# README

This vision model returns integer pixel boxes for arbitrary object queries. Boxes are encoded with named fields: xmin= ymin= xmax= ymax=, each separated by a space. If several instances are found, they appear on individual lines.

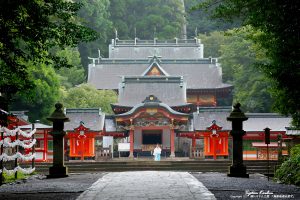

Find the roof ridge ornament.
xmin=142 ymin=95 xmax=161 ymax=104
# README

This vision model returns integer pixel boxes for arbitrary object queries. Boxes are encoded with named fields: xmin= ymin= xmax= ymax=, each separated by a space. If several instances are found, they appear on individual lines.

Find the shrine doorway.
xmin=142 ymin=130 xmax=162 ymax=144
xmin=141 ymin=130 xmax=162 ymax=152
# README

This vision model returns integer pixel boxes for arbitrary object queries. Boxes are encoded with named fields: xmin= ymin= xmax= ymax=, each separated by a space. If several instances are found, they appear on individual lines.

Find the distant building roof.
xmin=193 ymin=108 xmax=232 ymax=131
xmin=64 ymin=108 xmax=105 ymax=131
xmin=19 ymin=123 xmax=52 ymax=129
xmin=109 ymin=38 xmax=204 ymax=59
xmin=88 ymin=59 xmax=232 ymax=90
xmin=117 ymin=76 xmax=187 ymax=107
xmin=244 ymin=113 xmax=292 ymax=132
xmin=192 ymin=110 xmax=292 ymax=132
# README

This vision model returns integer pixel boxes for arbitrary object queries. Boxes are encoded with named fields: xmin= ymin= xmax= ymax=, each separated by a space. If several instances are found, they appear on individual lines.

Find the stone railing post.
xmin=227 ymin=103 xmax=249 ymax=178
xmin=47 ymin=103 xmax=69 ymax=178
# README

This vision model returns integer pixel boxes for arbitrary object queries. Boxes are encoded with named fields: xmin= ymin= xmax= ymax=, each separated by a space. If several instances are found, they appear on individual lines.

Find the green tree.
xmin=55 ymin=47 xmax=85 ymax=89
xmin=199 ymin=27 xmax=273 ymax=112
xmin=10 ymin=62 xmax=60 ymax=123
xmin=196 ymin=0 xmax=300 ymax=127
xmin=0 ymin=0 xmax=97 ymax=110
xmin=198 ymin=31 xmax=227 ymax=58
xmin=109 ymin=0 xmax=186 ymax=39
xmin=185 ymin=0 xmax=239 ymax=37
xmin=61 ymin=84 xmax=117 ymax=114
xmin=76 ymin=0 xmax=112 ymax=72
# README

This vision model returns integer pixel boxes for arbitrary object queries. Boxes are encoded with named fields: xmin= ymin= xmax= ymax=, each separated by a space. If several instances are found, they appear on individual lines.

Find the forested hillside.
xmin=7 ymin=0 xmax=275 ymax=122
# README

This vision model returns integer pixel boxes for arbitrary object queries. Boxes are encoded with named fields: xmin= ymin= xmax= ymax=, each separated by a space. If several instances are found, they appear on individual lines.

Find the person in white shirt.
xmin=153 ymin=144 xmax=162 ymax=161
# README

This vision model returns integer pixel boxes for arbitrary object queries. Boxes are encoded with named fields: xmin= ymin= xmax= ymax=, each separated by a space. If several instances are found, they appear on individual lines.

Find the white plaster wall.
xmin=163 ymin=128 xmax=170 ymax=148
xmin=134 ymin=129 xmax=142 ymax=149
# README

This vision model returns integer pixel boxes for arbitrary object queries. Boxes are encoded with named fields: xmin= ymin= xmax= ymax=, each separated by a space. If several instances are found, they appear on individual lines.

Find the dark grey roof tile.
xmin=64 ymin=108 xmax=105 ymax=131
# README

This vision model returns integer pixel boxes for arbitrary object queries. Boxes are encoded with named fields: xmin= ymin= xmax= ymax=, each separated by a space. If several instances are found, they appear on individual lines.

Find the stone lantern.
xmin=47 ymin=103 xmax=70 ymax=178
xmin=227 ymin=103 xmax=249 ymax=178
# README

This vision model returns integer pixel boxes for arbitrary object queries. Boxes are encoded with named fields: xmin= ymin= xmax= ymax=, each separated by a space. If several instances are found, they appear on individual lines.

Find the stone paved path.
xmin=77 ymin=171 xmax=216 ymax=200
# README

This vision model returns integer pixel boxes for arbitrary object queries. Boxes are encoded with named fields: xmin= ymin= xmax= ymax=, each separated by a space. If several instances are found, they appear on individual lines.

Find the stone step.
xmin=26 ymin=160 xmax=280 ymax=175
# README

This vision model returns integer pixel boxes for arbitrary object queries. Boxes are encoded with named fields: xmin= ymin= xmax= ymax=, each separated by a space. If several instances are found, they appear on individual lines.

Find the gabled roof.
xmin=116 ymin=95 xmax=189 ymax=117
xmin=64 ymin=108 xmax=105 ymax=131
xmin=141 ymin=57 xmax=169 ymax=76
xmin=142 ymin=62 xmax=169 ymax=76
xmin=88 ymin=59 xmax=232 ymax=90
xmin=116 ymin=76 xmax=187 ymax=107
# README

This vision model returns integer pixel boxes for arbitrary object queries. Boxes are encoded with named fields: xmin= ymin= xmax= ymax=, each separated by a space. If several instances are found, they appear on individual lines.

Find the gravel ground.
xmin=0 ymin=172 xmax=299 ymax=200
xmin=0 ymin=173 xmax=105 ymax=200
xmin=191 ymin=172 xmax=300 ymax=200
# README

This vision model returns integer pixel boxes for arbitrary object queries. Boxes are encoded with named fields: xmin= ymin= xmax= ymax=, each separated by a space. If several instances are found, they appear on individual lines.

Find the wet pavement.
xmin=0 ymin=172 xmax=299 ymax=200
xmin=77 ymin=171 xmax=215 ymax=200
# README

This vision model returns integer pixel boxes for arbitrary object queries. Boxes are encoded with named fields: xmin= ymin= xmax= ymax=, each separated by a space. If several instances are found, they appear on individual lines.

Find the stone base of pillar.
xmin=170 ymin=152 xmax=175 ymax=158
xmin=227 ymin=164 xmax=249 ymax=178
xmin=129 ymin=152 xmax=134 ymax=159
xmin=47 ymin=166 xmax=68 ymax=178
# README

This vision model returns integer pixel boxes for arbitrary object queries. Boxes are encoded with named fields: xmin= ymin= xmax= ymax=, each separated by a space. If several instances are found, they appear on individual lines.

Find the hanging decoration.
xmin=0 ymin=152 xmax=36 ymax=162
xmin=0 ymin=126 xmax=36 ymax=181
xmin=1 ymin=166 xmax=35 ymax=176
xmin=1 ymin=126 xmax=36 ymax=138
xmin=2 ymin=138 xmax=36 ymax=148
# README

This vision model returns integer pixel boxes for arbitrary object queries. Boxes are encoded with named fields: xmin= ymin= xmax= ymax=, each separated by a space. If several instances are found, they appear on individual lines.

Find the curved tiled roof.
xmin=88 ymin=60 xmax=232 ymax=90
xmin=117 ymin=76 xmax=187 ymax=107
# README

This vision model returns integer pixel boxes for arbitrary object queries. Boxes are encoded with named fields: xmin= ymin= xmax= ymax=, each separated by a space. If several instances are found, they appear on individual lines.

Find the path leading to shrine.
xmin=76 ymin=171 xmax=216 ymax=200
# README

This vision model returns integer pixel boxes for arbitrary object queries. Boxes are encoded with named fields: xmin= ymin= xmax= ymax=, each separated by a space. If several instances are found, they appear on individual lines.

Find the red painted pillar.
xmin=213 ymin=137 xmax=217 ymax=160
xmin=170 ymin=129 xmax=175 ymax=158
xmin=81 ymin=137 xmax=84 ymax=161
xmin=129 ymin=129 xmax=134 ymax=158
xmin=43 ymin=130 xmax=46 ymax=161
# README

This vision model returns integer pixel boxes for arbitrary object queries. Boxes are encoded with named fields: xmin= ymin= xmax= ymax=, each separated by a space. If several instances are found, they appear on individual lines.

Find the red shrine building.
xmin=63 ymin=38 xmax=295 ymax=160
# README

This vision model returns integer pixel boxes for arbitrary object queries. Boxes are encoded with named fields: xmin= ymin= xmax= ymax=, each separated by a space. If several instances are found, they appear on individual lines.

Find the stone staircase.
xmin=27 ymin=159 xmax=279 ymax=175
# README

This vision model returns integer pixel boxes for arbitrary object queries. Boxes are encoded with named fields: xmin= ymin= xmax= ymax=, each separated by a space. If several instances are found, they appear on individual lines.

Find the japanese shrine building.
xmin=73 ymin=38 xmax=295 ymax=159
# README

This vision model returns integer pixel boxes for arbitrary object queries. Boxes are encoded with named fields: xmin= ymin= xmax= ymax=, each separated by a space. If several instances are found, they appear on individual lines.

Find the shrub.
xmin=274 ymin=144 xmax=300 ymax=186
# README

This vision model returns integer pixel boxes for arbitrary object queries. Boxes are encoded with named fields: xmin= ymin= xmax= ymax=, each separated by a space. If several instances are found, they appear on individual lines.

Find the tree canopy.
xmin=109 ymin=0 xmax=186 ymax=39
xmin=10 ymin=61 xmax=60 ymax=123
xmin=60 ymin=84 xmax=118 ymax=114
xmin=199 ymin=26 xmax=273 ymax=113
xmin=0 ymin=0 xmax=97 ymax=108
xmin=76 ymin=0 xmax=112 ymax=72
xmin=197 ymin=0 xmax=300 ymax=127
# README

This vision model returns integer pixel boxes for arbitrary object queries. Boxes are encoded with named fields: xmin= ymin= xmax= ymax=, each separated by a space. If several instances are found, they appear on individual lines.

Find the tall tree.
xmin=0 ymin=0 xmax=96 ymax=111
xmin=109 ymin=0 xmax=186 ymax=39
xmin=10 ymin=62 xmax=61 ymax=123
xmin=196 ymin=1 xmax=300 ymax=126
xmin=185 ymin=0 xmax=239 ymax=37
xmin=61 ymin=84 xmax=117 ymax=114
xmin=76 ymin=0 xmax=112 ymax=73
xmin=199 ymin=27 xmax=273 ymax=112
xmin=55 ymin=47 xmax=85 ymax=89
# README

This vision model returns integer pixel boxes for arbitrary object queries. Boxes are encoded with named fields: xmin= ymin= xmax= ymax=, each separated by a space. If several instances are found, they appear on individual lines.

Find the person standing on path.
xmin=153 ymin=144 xmax=161 ymax=161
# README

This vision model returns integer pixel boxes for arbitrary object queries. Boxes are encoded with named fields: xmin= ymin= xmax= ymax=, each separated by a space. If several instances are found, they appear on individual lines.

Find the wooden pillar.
xmin=80 ymin=137 xmax=84 ymax=161
xmin=170 ymin=129 xmax=175 ymax=158
xmin=213 ymin=137 xmax=217 ymax=160
xmin=43 ymin=130 xmax=46 ymax=161
xmin=129 ymin=129 xmax=134 ymax=158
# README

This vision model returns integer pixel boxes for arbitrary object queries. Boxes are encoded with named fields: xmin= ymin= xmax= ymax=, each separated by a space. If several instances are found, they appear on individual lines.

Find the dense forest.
xmin=1 ymin=0 xmax=298 ymax=127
